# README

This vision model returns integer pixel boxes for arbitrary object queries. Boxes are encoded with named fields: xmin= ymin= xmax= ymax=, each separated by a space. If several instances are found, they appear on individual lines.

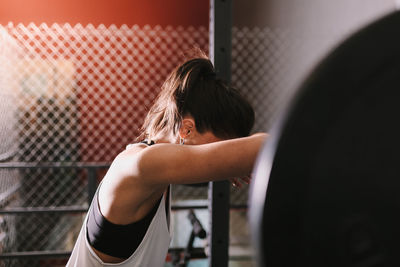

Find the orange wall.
xmin=0 ymin=0 xmax=208 ymax=27
xmin=1 ymin=0 xmax=209 ymax=162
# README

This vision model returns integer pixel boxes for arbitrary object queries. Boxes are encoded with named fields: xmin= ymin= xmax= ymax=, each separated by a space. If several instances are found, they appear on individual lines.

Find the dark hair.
xmin=138 ymin=55 xmax=255 ymax=140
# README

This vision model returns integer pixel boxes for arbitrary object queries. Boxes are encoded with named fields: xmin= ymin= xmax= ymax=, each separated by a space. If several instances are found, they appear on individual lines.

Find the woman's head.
xmin=139 ymin=54 xmax=255 ymax=142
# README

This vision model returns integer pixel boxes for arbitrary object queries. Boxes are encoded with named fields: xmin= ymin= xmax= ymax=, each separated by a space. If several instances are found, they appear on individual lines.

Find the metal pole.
xmin=208 ymin=0 xmax=232 ymax=266
xmin=87 ymin=168 xmax=97 ymax=204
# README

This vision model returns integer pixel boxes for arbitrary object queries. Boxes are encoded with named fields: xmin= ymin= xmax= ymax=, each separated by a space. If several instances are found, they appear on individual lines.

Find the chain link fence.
xmin=0 ymin=22 xmax=286 ymax=266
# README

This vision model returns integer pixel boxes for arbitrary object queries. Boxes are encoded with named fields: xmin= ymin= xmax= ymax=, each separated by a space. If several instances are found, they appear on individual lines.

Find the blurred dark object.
xmin=250 ymin=11 xmax=400 ymax=267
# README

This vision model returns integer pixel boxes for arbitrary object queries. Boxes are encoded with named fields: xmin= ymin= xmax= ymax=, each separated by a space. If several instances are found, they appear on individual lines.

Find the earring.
xmin=180 ymin=137 xmax=185 ymax=145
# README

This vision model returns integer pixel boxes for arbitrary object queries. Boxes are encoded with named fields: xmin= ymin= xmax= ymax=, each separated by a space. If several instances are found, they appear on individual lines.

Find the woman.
xmin=67 ymin=55 xmax=267 ymax=266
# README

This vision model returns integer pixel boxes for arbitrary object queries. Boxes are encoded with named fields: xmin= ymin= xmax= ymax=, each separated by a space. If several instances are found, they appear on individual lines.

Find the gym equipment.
xmin=171 ymin=209 xmax=207 ymax=267
xmin=250 ymin=11 xmax=400 ymax=267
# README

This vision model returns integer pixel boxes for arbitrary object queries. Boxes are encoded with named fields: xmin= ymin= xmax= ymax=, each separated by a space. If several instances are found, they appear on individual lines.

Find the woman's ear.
xmin=179 ymin=117 xmax=195 ymax=139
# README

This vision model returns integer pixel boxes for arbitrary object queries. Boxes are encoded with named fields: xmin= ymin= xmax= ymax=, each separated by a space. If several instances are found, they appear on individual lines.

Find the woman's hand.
xmin=230 ymin=175 xmax=251 ymax=188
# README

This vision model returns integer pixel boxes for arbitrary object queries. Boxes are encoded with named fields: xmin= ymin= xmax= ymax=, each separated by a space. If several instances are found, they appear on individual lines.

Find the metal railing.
xmin=0 ymin=162 xmax=108 ymax=261
xmin=0 ymin=162 xmax=248 ymax=261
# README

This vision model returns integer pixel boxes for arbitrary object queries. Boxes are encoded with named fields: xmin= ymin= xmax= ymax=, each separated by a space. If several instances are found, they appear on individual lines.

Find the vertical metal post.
xmin=87 ymin=168 xmax=97 ymax=204
xmin=208 ymin=0 xmax=232 ymax=266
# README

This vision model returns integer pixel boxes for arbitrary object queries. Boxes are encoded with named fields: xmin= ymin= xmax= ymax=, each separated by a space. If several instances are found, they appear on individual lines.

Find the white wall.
xmin=269 ymin=0 xmax=396 ymax=91
xmin=233 ymin=0 xmax=398 ymax=114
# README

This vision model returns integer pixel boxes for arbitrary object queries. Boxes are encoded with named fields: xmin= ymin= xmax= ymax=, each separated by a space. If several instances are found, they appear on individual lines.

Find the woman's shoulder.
xmin=111 ymin=143 xmax=149 ymax=172
xmin=125 ymin=139 xmax=156 ymax=151
xmin=125 ymin=142 xmax=145 ymax=150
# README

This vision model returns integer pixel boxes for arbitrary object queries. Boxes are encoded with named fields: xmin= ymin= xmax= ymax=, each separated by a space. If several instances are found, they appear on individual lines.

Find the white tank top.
xmin=66 ymin=191 xmax=171 ymax=267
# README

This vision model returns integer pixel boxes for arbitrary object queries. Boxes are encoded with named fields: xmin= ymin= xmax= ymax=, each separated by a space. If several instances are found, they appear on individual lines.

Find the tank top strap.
xmin=140 ymin=139 xmax=155 ymax=146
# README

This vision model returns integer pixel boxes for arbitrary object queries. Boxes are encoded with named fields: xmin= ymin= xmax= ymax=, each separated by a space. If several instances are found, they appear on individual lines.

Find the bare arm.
xmin=97 ymin=133 xmax=267 ymax=225
xmin=131 ymin=133 xmax=268 ymax=186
